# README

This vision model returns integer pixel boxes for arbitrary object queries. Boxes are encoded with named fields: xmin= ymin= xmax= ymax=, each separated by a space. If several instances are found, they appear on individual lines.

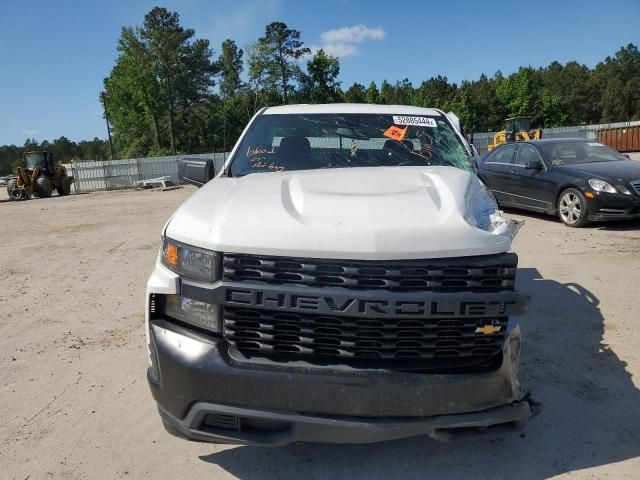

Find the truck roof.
xmin=262 ymin=103 xmax=442 ymax=116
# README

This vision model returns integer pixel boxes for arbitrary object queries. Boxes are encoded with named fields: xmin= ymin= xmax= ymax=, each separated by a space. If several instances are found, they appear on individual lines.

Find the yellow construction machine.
xmin=487 ymin=116 xmax=542 ymax=152
xmin=6 ymin=151 xmax=73 ymax=201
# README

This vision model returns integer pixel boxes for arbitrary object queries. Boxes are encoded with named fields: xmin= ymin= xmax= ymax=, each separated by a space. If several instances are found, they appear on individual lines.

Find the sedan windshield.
xmin=229 ymin=113 xmax=473 ymax=177
xmin=540 ymin=141 xmax=628 ymax=166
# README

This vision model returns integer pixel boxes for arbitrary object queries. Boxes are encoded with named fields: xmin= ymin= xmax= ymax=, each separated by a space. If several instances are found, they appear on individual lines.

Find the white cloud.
xmin=317 ymin=43 xmax=359 ymax=58
xmin=22 ymin=129 xmax=38 ymax=137
xmin=311 ymin=24 xmax=386 ymax=58
xmin=320 ymin=25 xmax=385 ymax=44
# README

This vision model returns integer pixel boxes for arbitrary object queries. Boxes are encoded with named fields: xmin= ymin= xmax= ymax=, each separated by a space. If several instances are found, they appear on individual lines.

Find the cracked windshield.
xmin=229 ymin=113 xmax=473 ymax=176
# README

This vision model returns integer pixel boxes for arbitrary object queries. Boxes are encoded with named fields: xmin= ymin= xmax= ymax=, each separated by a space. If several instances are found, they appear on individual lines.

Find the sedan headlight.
xmin=161 ymin=237 xmax=220 ymax=282
xmin=588 ymin=179 xmax=617 ymax=193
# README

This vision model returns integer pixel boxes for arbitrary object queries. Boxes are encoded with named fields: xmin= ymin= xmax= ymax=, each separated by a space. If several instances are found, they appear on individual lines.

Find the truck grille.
xmin=630 ymin=180 xmax=640 ymax=196
xmin=223 ymin=253 xmax=517 ymax=292
xmin=223 ymin=307 xmax=507 ymax=370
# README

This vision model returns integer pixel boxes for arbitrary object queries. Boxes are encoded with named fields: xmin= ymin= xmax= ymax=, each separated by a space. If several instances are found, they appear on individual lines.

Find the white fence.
xmin=64 ymin=153 xmax=229 ymax=193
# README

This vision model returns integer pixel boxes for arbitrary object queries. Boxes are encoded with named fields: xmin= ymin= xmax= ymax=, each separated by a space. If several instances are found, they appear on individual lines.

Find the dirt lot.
xmin=1 ymin=187 xmax=639 ymax=480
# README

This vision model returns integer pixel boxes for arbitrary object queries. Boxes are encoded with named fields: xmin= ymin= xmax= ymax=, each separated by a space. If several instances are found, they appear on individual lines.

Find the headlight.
xmin=164 ymin=294 xmax=221 ymax=333
xmin=464 ymin=178 xmax=498 ymax=230
xmin=617 ymin=185 xmax=632 ymax=195
xmin=588 ymin=179 xmax=616 ymax=193
xmin=161 ymin=237 xmax=220 ymax=282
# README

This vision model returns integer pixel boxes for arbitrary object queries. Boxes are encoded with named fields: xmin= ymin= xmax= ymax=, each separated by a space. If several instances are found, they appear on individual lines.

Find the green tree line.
xmin=2 ymin=6 xmax=639 ymax=175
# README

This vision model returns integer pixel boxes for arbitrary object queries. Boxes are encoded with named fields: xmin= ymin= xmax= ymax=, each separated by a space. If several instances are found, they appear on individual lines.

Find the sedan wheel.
xmin=558 ymin=188 xmax=589 ymax=227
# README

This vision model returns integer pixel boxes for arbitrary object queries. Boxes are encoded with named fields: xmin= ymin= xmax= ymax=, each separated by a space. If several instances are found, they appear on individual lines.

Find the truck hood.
xmin=165 ymin=166 xmax=513 ymax=260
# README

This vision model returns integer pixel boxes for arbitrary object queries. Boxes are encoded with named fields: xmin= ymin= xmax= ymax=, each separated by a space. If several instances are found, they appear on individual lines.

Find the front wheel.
xmin=557 ymin=188 xmax=589 ymax=227
xmin=6 ymin=179 xmax=16 ymax=196
xmin=6 ymin=179 xmax=29 ymax=200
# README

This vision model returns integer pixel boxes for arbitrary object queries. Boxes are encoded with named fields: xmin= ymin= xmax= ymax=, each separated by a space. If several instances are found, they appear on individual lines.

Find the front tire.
xmin=6 ymin=179 xmax=16 ymax=196
xmin=557 ymin=188 xmax=589 ymax=227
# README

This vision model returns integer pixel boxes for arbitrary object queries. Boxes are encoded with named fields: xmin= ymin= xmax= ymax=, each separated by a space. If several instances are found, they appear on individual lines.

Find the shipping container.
xmin=597 ymin=125 xmax=640 ymax=153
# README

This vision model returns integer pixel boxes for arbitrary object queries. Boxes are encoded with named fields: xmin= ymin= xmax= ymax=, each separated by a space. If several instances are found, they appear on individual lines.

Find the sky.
xmin=0 ymin=0 xmax=638 ymax=146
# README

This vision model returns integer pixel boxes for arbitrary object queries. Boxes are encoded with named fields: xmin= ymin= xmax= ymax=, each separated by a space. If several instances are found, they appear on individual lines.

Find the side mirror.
xmin=525 ymin=160 xmax=543 ymax=170
xmin=178 ymin=157 xmax=216 ymax=187
xmin=623 ymin=153 xmax=631 ymax=159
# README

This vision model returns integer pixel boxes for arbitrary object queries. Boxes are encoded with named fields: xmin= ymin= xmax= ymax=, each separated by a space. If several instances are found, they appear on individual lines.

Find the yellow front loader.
xmin=6 ymin=151 xmax=73 ymax=201
xmin=487 ymin=117 xmax=543 ymax=152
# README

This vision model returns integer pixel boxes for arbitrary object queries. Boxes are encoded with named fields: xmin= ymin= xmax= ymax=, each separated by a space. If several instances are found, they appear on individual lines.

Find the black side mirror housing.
xmin=623 ymin=153 xmax=631 ymax=159
xmin=525 ymin=160 xmax=543 ymax=170
xmin=178 ymin=157 xmax=216 ymax=187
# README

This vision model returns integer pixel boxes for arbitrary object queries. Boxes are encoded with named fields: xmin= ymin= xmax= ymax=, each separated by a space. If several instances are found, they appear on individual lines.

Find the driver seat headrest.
xmin=279 ymin=137 xmax=311 ymax=158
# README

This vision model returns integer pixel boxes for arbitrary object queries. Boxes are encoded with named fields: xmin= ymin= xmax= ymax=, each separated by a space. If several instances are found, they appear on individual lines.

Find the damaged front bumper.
xmin=148 ymin=317 xmax=537 ymax=445
xmin=490 ymin=210 xmax=524 ymax=243
xmin=158 ymin=396 xmax=534 ymax=446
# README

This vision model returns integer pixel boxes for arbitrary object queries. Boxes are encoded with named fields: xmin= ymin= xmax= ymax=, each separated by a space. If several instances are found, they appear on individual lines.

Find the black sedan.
xmin=477 ymin=139 xmax=640 ymax=227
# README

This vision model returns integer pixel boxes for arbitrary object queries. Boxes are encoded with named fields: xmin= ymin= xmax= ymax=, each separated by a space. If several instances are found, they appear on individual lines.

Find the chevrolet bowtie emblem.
xmin=475 ymin=324 xmax=502 ymax=335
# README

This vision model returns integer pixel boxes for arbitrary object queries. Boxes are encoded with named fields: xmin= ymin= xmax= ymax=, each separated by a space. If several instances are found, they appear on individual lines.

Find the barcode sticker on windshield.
xmin=392 ymin=116 xmax=437 ymax=127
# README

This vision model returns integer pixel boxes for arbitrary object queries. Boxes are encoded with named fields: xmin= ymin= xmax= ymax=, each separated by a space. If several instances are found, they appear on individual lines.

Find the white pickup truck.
xmin=145 ymin=104 xmax=533 ymax=445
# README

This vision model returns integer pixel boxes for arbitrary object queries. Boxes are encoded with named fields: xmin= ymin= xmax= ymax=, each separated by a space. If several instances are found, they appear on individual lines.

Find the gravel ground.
xmin=1 ymin=186 xmax=639 ymax=480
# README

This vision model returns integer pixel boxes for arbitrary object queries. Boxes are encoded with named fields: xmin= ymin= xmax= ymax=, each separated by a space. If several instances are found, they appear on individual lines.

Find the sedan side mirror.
xmin=525 ymin=160 xmax=543 ymax=170
xmin=178 ymin=157 xmax=216 ymax=187
xmin=623 ymin=153 xmax=631 ymax=159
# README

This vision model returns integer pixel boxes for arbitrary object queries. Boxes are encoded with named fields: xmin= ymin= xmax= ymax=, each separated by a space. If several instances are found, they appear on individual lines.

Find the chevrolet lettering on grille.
xmin=224 ymin=287 xmax=524 ymax=319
